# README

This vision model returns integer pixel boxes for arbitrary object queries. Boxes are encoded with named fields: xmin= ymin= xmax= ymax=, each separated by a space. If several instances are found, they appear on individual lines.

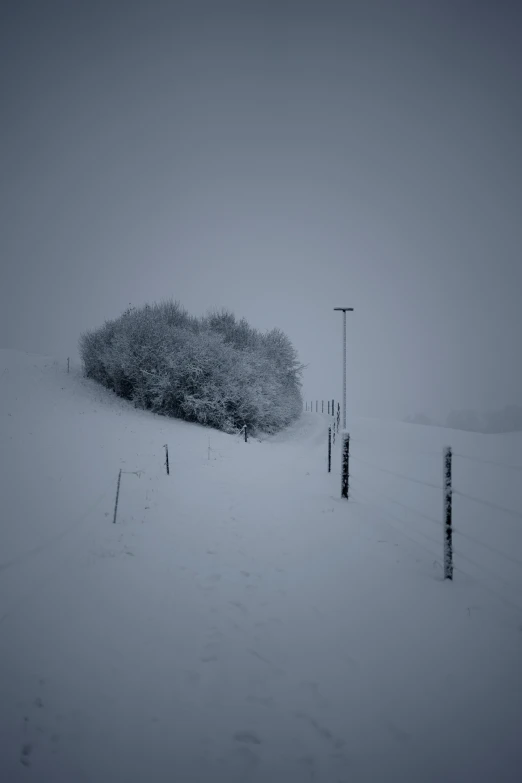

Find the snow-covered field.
xmin=1 ymin=349 xmax=521 ymax=782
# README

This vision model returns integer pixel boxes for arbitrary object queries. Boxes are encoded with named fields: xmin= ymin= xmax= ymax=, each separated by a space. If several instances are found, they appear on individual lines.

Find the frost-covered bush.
xmin=79 ymin=301 xmax=304 ymax=435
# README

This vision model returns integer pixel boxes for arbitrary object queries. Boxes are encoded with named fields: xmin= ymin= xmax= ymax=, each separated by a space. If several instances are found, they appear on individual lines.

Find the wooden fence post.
xmin=443 ymin=446 xmax=453 ymax=579
xmin=164 ymin=444 xmax=169 ymax=475
xmin=341 ymin=433 xmax=350 ymax=499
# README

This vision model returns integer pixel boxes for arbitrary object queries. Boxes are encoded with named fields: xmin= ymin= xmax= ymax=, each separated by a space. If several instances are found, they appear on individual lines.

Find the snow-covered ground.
xmin=1 ymin=349 xmax=521 ymax=782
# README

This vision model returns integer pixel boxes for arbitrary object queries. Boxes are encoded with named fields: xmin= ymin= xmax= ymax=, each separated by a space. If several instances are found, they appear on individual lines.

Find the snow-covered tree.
xmin=79 ymin=300 xmax=303 ymax=435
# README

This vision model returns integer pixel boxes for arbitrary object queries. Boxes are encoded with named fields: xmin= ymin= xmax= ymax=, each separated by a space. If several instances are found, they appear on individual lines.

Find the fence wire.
xmin=350 ymin=453 xmax=442 ymax=491
xmin=452 ymin=489 xmax=522 ymax=523
xmin=452 ymin=528 xmax=522 ymax=569
xmin=349 ymin=480 xmax=442 ymax=556
xmin=340 ymin=431 xmax=522 ymax=595
xmin=453 ymin=452 xmax=522 ymax=472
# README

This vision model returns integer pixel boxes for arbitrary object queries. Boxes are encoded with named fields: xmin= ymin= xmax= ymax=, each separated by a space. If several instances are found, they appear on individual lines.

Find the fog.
xmin=1 ymin=0 xmax=521 ymax=423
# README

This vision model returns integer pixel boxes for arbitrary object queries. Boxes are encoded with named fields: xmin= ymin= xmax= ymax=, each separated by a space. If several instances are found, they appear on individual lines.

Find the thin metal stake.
xmin=113 ymin=469 xmax=122 ymax=524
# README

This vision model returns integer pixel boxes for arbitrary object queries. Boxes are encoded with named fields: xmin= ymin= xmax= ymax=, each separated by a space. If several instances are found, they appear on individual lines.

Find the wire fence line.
xmin=350 ymin=479 xmax=445 ymax=551
xmin=299 ymin=405 xmax=521 ymax=599
xmin=351 ymin=457 xmax=522 ymax=574
xmin=451 ymin=559 xmax=522 ymax=613
xmin=349 ymin=483 xmax=442 ymax=560
xmin=452 ymin=489 xmax=522 ymax=522
xmin=453 ymin=452 xmax=522 ymax=472
xmin=350 ymin=475 xmax=442 ymax=529
xmin=351 ymin=473 xmax=522 ymax=610
xmin=452 ymin=547 xmax=522 ymax=601
xmin=349 ymin=453 xmax=443 ymax=491
xmin=316 ymin=404 xmax=522 ymax=597
xmin=349 ymin=441 xmax=443 ymax=460
xmin=452 ymin=528 xmax=522 ymax=569
xmin=340 ymin=436 xmax=522 ymax=472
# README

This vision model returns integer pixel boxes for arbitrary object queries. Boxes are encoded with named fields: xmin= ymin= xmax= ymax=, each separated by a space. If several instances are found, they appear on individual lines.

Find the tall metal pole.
xmin=334 ymin=307 xmax=353 ymax=432
xmin=342 ymin=310 xmax=347 ymax=430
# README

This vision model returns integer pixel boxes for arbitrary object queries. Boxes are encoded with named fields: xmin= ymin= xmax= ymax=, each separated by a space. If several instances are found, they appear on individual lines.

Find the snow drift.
xmin=1 ymin=350 xmax=521 ymax=782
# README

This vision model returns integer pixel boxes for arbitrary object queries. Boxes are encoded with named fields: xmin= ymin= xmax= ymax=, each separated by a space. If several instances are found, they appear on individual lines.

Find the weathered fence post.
xmin=328 ymin=427 xmax=332 ymax=473
xmin=341 ymin=432 xmax=350 ymax=499
xmin=443 ymin=446 xmax=453 ymax=580
xmin=332 ymin=399 xmax=334 ymax=417
xmin=337 ymin=403 xmax=341 ymax=433
xmin=328 ymin=400 xmax=330 ymax=415
xmin=113 ymin=469 xmax=122 ymax=524
xmin=164 ymin=444 xmax=170 ymax=475
xmin=244 ymin=425 xmax=248 ymax=443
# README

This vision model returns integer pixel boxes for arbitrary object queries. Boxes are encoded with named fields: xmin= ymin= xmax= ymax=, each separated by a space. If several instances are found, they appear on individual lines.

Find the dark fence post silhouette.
xmin=337 ymin=404 xmax=341 ymax=433
xmin=322 ymin=400 xmax=324 ymax=413
xmin=341 ymin=433 xmax=350 ymax=499
xmin=443 ymin=446 xmax=453 ymax=579
xmin=332 ymin=399 xmax=334 ymax=417
xmin=328 ymin=427 xmax=332 ymax=472
xmin=328 ymin=400 xmax=330 ymax=415
xmin=164 ymin=444 xmax=170 ymax=475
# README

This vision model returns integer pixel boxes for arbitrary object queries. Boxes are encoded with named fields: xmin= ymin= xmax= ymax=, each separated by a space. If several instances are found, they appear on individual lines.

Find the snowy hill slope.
xmin=1 ymin=350 xmax=521 ymax=782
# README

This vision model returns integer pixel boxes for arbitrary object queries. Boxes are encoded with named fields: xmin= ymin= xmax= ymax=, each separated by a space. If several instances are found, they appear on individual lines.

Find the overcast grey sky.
xmin=1 ymin=0 xmax=521 ymax=421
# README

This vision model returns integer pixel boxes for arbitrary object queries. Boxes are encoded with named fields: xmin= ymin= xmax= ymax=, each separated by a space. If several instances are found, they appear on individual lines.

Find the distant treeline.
xmin=79 ymin=300 xmax=304 ymax=435
xmin=405 ymin=406 xmax=522 ymax=434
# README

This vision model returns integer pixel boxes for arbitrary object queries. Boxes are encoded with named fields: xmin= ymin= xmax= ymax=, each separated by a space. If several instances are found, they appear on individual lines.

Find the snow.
xmin=1 ymin=349 xmax=521 ymax=782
